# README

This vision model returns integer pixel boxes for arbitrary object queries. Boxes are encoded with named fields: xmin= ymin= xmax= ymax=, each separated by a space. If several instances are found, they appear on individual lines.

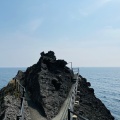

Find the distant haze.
xmin=0 ymin=0 xmax=120 ymax=67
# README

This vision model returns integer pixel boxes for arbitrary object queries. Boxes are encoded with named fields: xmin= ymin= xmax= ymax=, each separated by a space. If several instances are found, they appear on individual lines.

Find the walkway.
xmin=25 ymin=91 xmax=47 ymax=120
xmin=52 ymin=82 xmax=76 ymax=120
xmin=24 ymin=70 xmax=79 ymax=120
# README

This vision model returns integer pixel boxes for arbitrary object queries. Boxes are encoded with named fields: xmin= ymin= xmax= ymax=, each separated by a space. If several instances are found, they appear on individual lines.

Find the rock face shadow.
xmin=27 ymin=99 xmax=46 ymax=117
xmin=25 ymin=90 xmax=47 ymax=120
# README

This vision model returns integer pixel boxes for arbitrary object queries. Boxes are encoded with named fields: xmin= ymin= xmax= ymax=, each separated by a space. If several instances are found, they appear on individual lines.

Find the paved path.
xmin=25 ymin=92 xmax=47 ymax=120
xmin=52 ymin=83 xmax=76 ymax=120
xmin=52 ymin=96 xmax=69 ymax=120
xmin=25 ymin=85 xmax=74 ymax=120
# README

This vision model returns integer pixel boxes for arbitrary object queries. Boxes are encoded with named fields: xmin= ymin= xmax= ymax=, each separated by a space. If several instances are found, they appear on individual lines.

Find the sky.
xmin=0 ymin=0 xmax=120 ymax=67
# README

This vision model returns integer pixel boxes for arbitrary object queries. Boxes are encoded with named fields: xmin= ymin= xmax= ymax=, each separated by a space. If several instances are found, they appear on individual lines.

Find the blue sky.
xmin=0 ymin=0 xmax=120 ymax=67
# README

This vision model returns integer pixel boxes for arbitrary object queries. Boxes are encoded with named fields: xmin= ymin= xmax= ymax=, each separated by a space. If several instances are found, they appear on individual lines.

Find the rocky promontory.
xmin=0 ymin=51 xmax=114 ymax=120
xmin=74 ymin=76 xmax=114 ymax=120
xmin=14 ymin=51 xmax=74 ymax=119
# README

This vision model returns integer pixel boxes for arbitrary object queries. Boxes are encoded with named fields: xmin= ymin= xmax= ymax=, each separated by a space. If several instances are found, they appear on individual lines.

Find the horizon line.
xmin=0 ymin=66 xmax=120 ymax=68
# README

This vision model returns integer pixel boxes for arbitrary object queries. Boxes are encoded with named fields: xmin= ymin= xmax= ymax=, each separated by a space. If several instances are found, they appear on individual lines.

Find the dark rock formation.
xmin=3 ymin=95 xmax=30 ymax=120
xmin=15 ymin=51 xmax=74 ymax=120
xmin=14 ymin=70 xmax=25 ymax=80
xmin=0 ymin=79 xmax=16 ymax=119
xmin=74 ymin=76 xmax=114 ymax=120
xmin=0 ymin=51 xmax=115 ymax=120
xmin=0 ymin=78 xmax=31 ymax=120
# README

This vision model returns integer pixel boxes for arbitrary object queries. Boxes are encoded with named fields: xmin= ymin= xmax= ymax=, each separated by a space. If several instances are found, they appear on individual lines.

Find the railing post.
xmin=17 ymin=82 xmax=19 ymax=92
xmin=71 ymin=62 xmax=72 ymax=70
xmin=18 ymin=83 xmax=20 ymax=93
xmin=14 ymin=79 xmax=16 ymax=88
xmin=22 ymin=88 xmax=25 ymax=97
xmin=15 ymin=80 xmax=26 ymax=120
xmin=21 ymin=97 xmax=23 ymax=108
xmin=68 ymin=108 xmax=71 ymax=120
xmin=16 ymin=115 xmax=21 ymax=120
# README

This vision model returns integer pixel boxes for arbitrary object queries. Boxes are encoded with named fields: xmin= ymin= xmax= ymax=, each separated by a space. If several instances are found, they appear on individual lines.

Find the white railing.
xmin=15 ymin=79 xmax=25 ymax=120
xmin=60 ymin=68 xmax=79 ymax=120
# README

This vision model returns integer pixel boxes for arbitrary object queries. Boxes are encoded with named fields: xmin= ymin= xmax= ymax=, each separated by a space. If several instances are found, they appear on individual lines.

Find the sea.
xmin=80 ymin=67 xmax=120 ymax=120
xmin=0 ymin=67 xmax=120 ymax=120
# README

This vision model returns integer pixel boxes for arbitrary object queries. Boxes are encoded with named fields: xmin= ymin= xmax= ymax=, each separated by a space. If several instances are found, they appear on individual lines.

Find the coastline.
xmin=0 ymin=51 xmax=115 ymax=120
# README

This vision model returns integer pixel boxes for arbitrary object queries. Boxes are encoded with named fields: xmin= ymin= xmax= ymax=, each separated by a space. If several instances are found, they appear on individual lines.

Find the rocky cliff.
xmin=0 ymin=51 xmax=114 ymax=120
xmin=74 ymin=76 xmax=114 ymax=120
xmin=15 ymin=51 xmax=74 ymax=119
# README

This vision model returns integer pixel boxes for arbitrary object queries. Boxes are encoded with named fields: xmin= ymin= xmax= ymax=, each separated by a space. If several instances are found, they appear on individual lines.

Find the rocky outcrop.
xmin=0 ymin=77 xmax=31 ymax=120
xmin=74 ymin=76 xmax=114 ymax=120
xmin=14 ymin=70 xmax=25 ymax=80
xmin=0 ymin=79 xmax=16 ymax=119
xmin=3 ymin=95 xmax=30 ymax=120
xmin=16 ymin=51 xmax=74 ymax=120
xmin=0 ymin=51 xmax=114 ymax=120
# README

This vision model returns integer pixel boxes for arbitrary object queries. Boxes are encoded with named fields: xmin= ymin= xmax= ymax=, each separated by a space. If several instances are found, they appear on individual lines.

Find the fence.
xmin=15 ymin=79 xmax=25 ymax=98
xmin=0 ymin=67 xmax=88 ymax=120
xmin=68 ymin=109 xmax=89 ymax=120
xmin=60 ymin=68 xmax=79 ymax=120
xmin=15 ymin=79 xmax=26 ymax=120
xmin=73 ymin=68 xmax=79 ymax=75
xmin=60 ymin=68 xmax=89 ymax=120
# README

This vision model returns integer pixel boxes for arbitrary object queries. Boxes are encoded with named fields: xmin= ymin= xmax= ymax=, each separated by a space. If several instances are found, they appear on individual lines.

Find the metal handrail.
xmin=20 ymin=97 xmax=24 ymax=120
xmin=73 ymin=68 xmax=79 ymax=74
xmin=68 ymin=109 xmax=89 ymax=120
xmin=60 ymin=68 xmax=88 ymax=120
xmin=0 ymin=79 xmax=25 ymax=120
xmin=60 ymin=68 xmax=79 ymax=120
xmin=15 ymin=79 xmax=25 ymax=120
xmin=60 ymin=81 xmax=77 ymax=120
xmin=16 ymin=97 xmax=25 ymax=120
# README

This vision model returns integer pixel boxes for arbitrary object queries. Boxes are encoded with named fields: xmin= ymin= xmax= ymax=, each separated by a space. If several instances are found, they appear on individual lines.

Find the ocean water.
xmin=80 ymin=67 xmax=120 ymax=120
xmin=0 ymin=68 xmax=26 ymax=89
xmin=0 ymin=67 xmax=120 ymax=120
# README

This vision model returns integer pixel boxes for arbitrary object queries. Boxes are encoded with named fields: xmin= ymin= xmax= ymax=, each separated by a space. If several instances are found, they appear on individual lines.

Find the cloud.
xmin=78 ymin=26 xmax=120 ymax=49
xmin=20 ymin=18 xmax=43 ymax=33
xmin=79 ymin=10 xmax=89 ymax=17
xmin=100 ymin=0 xmax=112 ymax=4
xmin=69 ymin=0 xmax=113 ymax=20
xmin=95 ymin=27 xmax=120 ymax=41
xmin=28 ymin=19 xmax=43 ymax=32
xmin=79 ymin=0 xmax=112 ymax=17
